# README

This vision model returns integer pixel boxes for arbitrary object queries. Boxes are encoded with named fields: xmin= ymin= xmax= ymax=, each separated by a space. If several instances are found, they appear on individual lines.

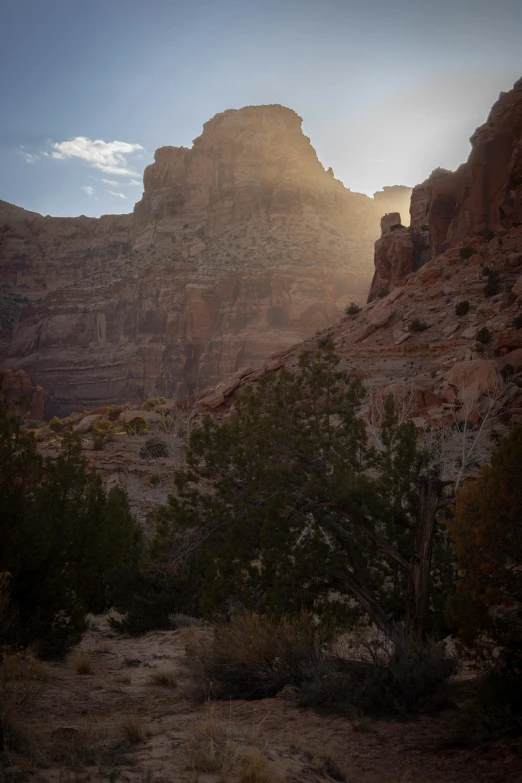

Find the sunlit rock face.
xmin=3 ymin=105 xmax=410 ymax=416
xmin=369 ymin=77 xmax=522 ymax=301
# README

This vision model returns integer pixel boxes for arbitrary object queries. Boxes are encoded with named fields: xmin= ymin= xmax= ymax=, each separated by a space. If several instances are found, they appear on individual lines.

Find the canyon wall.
xmin=370 ymin=78 xmax=522 ymax=300
xmin=2 ymin=104 xmax=409 ymax=416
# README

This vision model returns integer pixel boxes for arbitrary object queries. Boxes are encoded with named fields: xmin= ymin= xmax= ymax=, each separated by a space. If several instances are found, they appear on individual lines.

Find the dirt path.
xmin=8 ymin=619 xmax=519 ymax=783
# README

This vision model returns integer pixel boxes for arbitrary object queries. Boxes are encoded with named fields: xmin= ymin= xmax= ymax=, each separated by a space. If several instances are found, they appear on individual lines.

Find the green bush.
xmin=49 ymin=416 xmax=62 ymax=433
xmin=0 ymin=388 xmax=141 ymax=657
xmin=378 ymin=289 xmax=390 ymax=299
xmin=345 ymin=302 xmax=361 ymax=316
xmin=139 ymin=437 xmax=170 ymax=459
xmin=141 ymin=396 xmax=168 ymax=412
xmin=300 ymin=633 xmax=457 ymax=716
xmin=459 ymin=246 xmax=474 ymax=260
xmin=408 ymin=319 xmax=429 ymax=333
xmin=455 ymin=301 xmax=470 ymax=317
xmin=108 ymin=405 xmax=123 ymax=421
xmin=125 ymin=416 xmax=149 ymax=435
xmin=476 ymin=327 xmax=492 ymax=345
xmin=92 ymin=418 xmax=113 ymax=450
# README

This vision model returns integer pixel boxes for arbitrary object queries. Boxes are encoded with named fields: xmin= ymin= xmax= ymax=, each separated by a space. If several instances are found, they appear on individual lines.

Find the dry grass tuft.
xmin=184 ymin=611 xmax=331 ymax=701
xmin=1 ymin=650 xmax=48 ymax=759
xmin=185 ymin=705 xmax=283 ymax=782
xmin=115 ymin=672 xmax=132 ymax=685
xmin=68 ymin=651 xmax=93 ymax=675
xmin=0 ymin=650 xmax=52 ymax=683
xmin=149 ymin=669 xmax=177 ymax=687
xmin=119 ymin=715 xmax=150 ymax=744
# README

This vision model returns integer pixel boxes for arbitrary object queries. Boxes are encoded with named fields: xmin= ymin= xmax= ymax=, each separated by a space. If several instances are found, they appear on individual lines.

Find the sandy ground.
xmin=4 ymin=618 xmax=520 ymax=783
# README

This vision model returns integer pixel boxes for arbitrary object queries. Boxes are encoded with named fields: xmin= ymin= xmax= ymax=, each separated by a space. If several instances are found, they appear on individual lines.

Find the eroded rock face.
xmin=370 ymin=77 xmax=522 ymax=302
xmin=3 ymin=105 xmax=411 ymax=416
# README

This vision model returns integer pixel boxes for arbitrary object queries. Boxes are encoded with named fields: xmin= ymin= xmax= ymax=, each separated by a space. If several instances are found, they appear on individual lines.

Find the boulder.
xmin=197 ymin=391 xmax=225 ymax=410
xmin=445 ymin=359 xmax=501 ymax=402
xmin=495 ymin=330 xmax=522 ymax=351
xmin=351 ymin=323 xmax=376 ymax=343
xmin=512 ymin=275 xmax=522 ymax=297
xmin=497 ymin=347 xmax=522 ymax=370
xmin=73 ymin=414 xmax=105 ymax=433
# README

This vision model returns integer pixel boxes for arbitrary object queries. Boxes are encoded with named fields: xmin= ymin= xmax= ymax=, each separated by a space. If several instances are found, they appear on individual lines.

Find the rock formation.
xmin=370 ymin=78 xmax=522 ymax=301
xmin=2 ymin=105 xmax=409 ymax=416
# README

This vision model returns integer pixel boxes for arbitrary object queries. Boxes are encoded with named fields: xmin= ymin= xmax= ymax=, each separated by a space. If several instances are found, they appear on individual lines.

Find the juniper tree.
xmin=0 ymin=386 xmax=141 ymax=656
xmin=148 ymin=347 xmax=452 ymax=640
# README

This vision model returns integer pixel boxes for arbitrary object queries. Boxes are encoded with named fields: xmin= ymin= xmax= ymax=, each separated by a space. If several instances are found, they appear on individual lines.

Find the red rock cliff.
xmin=3 ymin=105 xmax=410 ymax=416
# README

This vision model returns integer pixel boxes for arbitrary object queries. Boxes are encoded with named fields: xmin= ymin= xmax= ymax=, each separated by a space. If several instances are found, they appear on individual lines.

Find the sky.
xmin=0 ymin=0 xmax=521 ymax=218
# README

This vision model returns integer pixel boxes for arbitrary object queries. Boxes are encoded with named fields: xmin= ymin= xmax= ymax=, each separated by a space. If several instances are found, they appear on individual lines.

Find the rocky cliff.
xmin=370 ymin=78 xmax=522 ymax=301
xmin=201 ymin=79 xmax=522 ymax=441
xmin=2 ymin=105 xmax=409 ymax=416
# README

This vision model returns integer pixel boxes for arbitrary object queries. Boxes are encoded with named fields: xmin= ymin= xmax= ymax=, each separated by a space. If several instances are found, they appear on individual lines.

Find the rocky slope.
xmin=2 ymin=105 xmax=409 ymax=416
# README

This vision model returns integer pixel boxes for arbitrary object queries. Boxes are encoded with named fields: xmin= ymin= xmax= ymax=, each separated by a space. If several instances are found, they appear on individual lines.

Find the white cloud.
xmin=100 ymin=178 xmax=119 ymax=186
xmin=20 ymin=150 xmax=39 ymax=164
xmin=129 ymin=178 xmax=142 ymax=186
xmin=82 ymin=185 xmax=95 ymax=196
xmin=50 ymin=136 xmax=143 ymax=176
xmin=107 ymin=190 xmax=126 ymax=199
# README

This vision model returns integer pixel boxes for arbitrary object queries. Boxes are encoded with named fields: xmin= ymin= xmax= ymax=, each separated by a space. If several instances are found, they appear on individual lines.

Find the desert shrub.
xmin=49 ymin=416 xmax=62 ymax=433
xmin=108 ymin=405 xmax=123 ymax=421
xmin=378 ymin=289 xmax=390 ymax=299
xmin=345 ymin=302 xmax=361 ymax=316
xmin=0 ymin=389 xmax=142 ymax=657
xmin=483 ymin=267 xmax=500 ymax=297
xmin=124 ymin=415 xmax=149 ymax=435
xmin=139 ymin=436 xmax=170 ymax=459
xmin=455 ymin=300 xmax=470 ymax=317
xmin=459 ymin=246 xmax=474 ymax=260
xmin=150 ymin=474 xmax=161 ymax=486
xmin=108 ymin=575 xmax=196 ymax=635
xmin=500 ymin=364 xmax=515 ymax=383
xmin=420 ymin=223 xmax=429 ymax=231
xmin=449 ymin=426 xmax=522 ymax=678
xmin=0 ymin=652 xmax=43 ymax=756
xmin=149 ymin=669 xmax=177 ymax=687
xmin=513 ymin=312 xmax=522 ymax=330
xmin=141 ymin=396 xmax=168 ymax=412
xmin=476 ymin=327 xmax=492 ymax=345
xmin=475 ymin=228 xmax=495 ymax=242
xmin=92 ymin=418 xmax=113 ymax=450
xmin=317 ymin=335 xmax=333 ymax=349
xmin=408 ymin=318 xmax=429 ymax=332
xmin=185 ymin=612 xmax=332 ymax=701
xmin=299 ymin=632 xmax=457 ymax=717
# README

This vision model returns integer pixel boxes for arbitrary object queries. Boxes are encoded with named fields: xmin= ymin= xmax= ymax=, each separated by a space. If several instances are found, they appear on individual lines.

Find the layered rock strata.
xmin=3 ymin=105 xmax=409 ymax=415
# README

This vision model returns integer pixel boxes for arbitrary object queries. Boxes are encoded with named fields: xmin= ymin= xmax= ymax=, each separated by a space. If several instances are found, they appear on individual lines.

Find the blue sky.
xmin=1 ymin=0 xmax=521 ymax=218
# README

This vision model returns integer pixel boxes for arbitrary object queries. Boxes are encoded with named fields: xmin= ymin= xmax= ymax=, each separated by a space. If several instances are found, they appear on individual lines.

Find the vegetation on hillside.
xmin=0 ymin=386 xmax=141 ymax=657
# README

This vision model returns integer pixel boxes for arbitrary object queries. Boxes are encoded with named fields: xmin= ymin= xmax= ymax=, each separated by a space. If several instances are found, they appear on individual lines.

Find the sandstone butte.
xmin=0 ymin=104 xmax=411 ymax=417
xmin=196 ymin=78 xmax=522 ymax=430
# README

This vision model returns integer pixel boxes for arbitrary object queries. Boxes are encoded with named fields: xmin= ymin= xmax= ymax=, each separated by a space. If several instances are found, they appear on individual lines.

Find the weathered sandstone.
xmin=2 ymin=105 xmax=410 ymax=416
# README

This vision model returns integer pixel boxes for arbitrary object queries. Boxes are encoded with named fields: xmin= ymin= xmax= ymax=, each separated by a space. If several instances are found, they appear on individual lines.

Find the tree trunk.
xmin=407 ymin=476 xmax=448 ymax=641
